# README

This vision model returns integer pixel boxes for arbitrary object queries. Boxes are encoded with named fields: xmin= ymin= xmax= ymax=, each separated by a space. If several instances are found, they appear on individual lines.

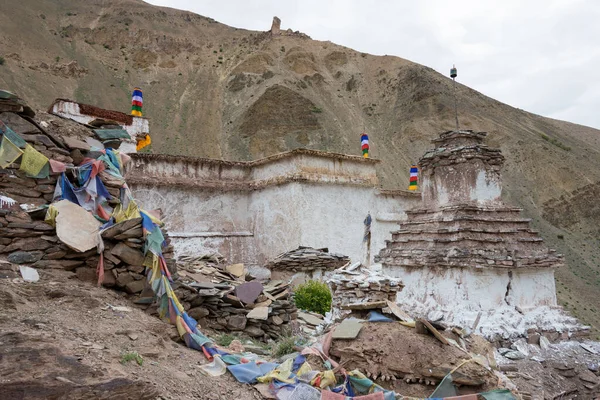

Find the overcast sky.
xmin=147 ymin=0 xmax=600 ymax=129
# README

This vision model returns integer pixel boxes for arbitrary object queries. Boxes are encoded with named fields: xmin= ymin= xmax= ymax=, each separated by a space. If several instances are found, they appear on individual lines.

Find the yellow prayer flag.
xmin=0 ymin=135 xmax=24 ymax=168
xmin=19 ymin=144 xmax=48 ymax=176
xmin=136 ymin=134 xmax=152 ymax=151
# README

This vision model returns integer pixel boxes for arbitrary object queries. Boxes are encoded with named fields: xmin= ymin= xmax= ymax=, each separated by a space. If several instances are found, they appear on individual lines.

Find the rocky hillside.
xmin=1 ymin=0 xmax=599 ymax=333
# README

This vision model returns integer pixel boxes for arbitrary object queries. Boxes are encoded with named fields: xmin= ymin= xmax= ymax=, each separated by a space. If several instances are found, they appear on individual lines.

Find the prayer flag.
xmin=131 ymin=87 xmax=143 ymax=117
xmin=408 ymin=165 xmax=418 ymax=191
xmin=361 ymin=133 xmax=369 ymax=158
xmin=136 ymin=134 xmax=152 ymax=151
xmin=0 ymin=135 xmax=23 ymax=168
xmin=19 ymin=144 xmax=49 ymax=177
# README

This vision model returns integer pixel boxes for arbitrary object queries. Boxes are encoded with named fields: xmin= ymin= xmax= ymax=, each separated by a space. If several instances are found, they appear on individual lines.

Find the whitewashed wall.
xmin=128 ymin=150 xmax=420 ymax=271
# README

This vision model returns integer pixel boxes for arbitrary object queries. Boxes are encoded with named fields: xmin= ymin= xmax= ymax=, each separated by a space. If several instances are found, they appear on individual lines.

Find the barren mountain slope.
xmin=0 ymin=0 xmax=599 ymax=332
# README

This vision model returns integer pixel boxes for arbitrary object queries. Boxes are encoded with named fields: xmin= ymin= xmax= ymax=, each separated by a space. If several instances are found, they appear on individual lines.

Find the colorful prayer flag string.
xmin=361 ymin=133 xmax=369 ymax=158
xmin=131 ymin=87 xmax=143 ymax=117
xmin=408 ymin=165 xmax=418 ymax=191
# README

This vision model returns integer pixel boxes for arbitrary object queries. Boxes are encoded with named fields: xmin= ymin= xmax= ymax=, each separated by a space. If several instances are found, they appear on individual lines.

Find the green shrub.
xmin=294 ymin=280 xmax=332 ymax=315
xmin=0 ymin=56 xmax=4 ymax=66
xmin=215 ymin=333 xmax=236 ymax=347
xmin=540 ymin=133 xmax=571 ymax=151
xmin=272 ymin=336 xmax=296 ymax=357
xmin=120 ymin=351 xmax=143 ymax=366
xmin=310 ymin=106 xmax=323 ymax=113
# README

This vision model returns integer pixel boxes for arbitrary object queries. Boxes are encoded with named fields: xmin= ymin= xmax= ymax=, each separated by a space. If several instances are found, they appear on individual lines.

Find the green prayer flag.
xmin=0 ymin=121 xmax=27 ymax=148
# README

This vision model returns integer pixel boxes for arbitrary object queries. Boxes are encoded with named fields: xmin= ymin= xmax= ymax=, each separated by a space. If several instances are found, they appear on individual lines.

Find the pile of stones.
xmin=328 ymin=266 xmax=403 ymax=309
xmin=267 ymin=246 xmax=349 ymax=272
xmin=174 ymin=272 xmax=298 ymax=341
xmin=0 ymin=92 xmax=174 ymax=292
xmin=0 ymin=208 xmax=175 ymax=295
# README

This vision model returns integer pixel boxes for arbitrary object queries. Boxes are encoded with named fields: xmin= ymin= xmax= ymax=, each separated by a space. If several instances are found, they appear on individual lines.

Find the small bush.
xmin=310 ymin=106 xmax=323 ymax=114
xmin=120 ymin=351 xmax=143 ymax=366
xmin=540 ymin=133 xmax=571 ymax=151
xmin=294 ymin=280 xmax=332 ymax=315
xmin=55 ymin=56 xmax=60 ymax=62
xmin=272 ymin=336 xmax=296 ymax=357
xmin=215 ymin=333 xmax=236 ymax=347
xmin=0 ymin=56 xmax=4 ymax=66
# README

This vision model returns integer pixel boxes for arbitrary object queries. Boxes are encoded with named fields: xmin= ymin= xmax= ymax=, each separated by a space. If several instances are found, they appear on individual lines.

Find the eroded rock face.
xmin=236 ymin=85 xmax=322 ymax=158
xmin=0 ymin=331 xmax=159 ymax=400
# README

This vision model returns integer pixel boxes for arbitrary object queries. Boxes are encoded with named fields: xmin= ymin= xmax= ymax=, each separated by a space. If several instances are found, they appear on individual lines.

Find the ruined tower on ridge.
xmin=270 ymin=16 xmax=281 ymax=35
xmin=376 ymin=130 xmax=584 ymax=338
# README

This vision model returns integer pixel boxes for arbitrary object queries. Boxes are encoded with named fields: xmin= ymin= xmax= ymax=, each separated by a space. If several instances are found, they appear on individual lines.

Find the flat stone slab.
xmin=54 ymin=200 xmax=100 ymax=252
xmin=225 ymin=263 xmax=245 ymax=277
xmin=386 ymin=300 xmax=415 ymax=323
xmin=235 ymin=281 xmax=263 ymax=304
xmin=332 ymin=320 xmax=363 ymax=339
xmin=341 ymin=300 xmax=387 ymax=310
xmin=62 ymin=136 xmax=91 ymax=151
xmin=298 ymin=311 xmax=323 ymax=326
xmin=101 ymin=218 xmax=142 ymax=239
xmin=246 ymin=306 xmax=269 ymax=320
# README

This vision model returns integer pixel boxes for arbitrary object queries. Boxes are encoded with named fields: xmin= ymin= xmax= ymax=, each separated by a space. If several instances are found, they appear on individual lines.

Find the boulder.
xmin=3 ymin=237 xmax=52 ymax=253
xmin=188 ymin=307 xmax=210 ymax=320
xmin=227 ymin=315 xmax=247 ymax=331
xmin=8 ymin=250 xmax=44 ymax=264
xmin=111 ymin=243 xmax=144 ymax=266
xmin=125 ymin=279 xmax=145 ymax=294
xmin=244 ymin=326 xmax=266 ymax=338
xmin=116 ymin=272 xmax=134 ymax=288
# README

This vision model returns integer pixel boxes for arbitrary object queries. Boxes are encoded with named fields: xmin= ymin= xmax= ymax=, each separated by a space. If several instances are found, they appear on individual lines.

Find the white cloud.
xmin=146 ymin=0 xmax=600 ymax=129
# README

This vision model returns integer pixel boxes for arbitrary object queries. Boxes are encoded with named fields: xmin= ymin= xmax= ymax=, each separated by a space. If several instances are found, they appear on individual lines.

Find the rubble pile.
xmin=328 ymin=264 xmax=403 ymax=309
xmin=173 ymin=254 xmax=298 ymax=341
xmin=267 ymin=246 xmax=349 ymax=272
xmin=0 ymin=91 xmax=175 ymax=293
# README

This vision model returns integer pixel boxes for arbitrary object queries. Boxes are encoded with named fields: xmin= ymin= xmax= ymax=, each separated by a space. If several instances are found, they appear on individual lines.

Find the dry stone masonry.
xmin=328 ymin=263 xmax=403 ymax=310
xmin=0 ymin=93 xmax=175 ymax=294
xmin=173 ymin=254 xmax=297 ymax=340
xmin=267 ymin=246 xmax=350 ymax=272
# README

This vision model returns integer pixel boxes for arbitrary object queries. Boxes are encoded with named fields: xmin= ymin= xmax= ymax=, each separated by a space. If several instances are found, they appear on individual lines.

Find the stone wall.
xmin=0 ymin=102 xmax=174 ymax=295
xmin=127 ymin=150 xmax=420 ymax=272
